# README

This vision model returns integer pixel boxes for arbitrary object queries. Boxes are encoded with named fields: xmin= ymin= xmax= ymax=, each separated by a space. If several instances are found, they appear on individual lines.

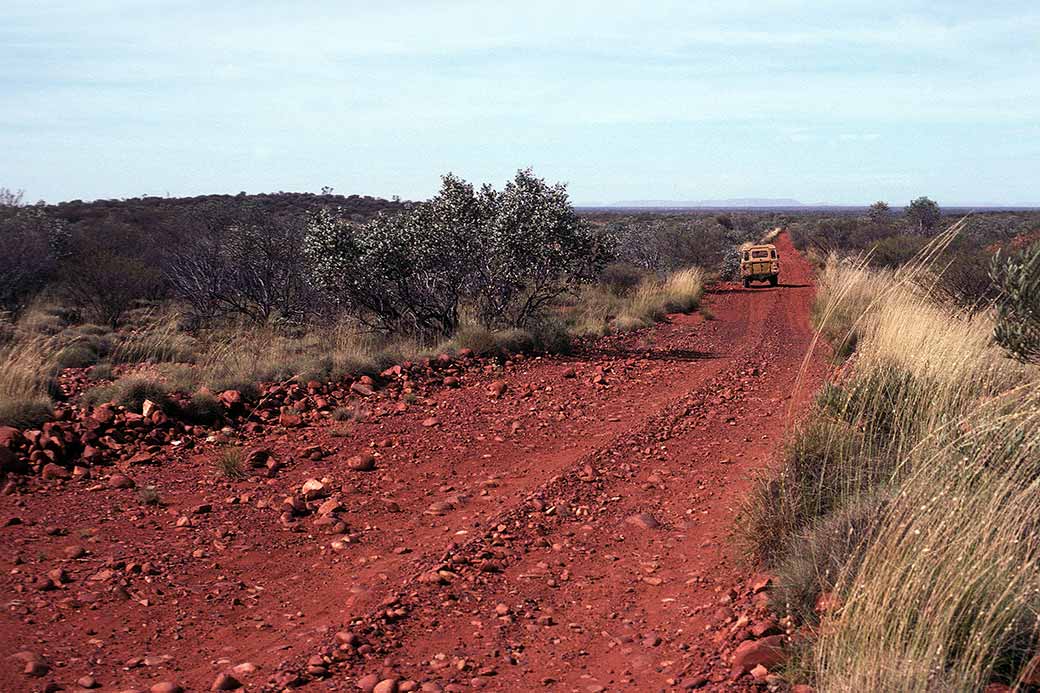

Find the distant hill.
xmin=606 ymin=198 xmax=807 ymax=209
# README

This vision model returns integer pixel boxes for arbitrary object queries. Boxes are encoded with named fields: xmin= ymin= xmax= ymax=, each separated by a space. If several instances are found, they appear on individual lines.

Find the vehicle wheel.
xmin=743 ymin=278 xmax=750 ymax=288
xmin=769 ymin=276 xmax=778 ymax=287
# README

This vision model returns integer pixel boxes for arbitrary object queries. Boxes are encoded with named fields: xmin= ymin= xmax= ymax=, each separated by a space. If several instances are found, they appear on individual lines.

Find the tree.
xmin=905 ymin=196 xmax=941 ymax=234
xmin=61 ymin=221 xmax=161 ymax=327
xmin=0 ymin=208 xmax=69 ymax=317
xmin=165 ymin=202 xmax=317 ymax=325
xmin=867 ymin=201 xmax=890 ymax=225
xmin=305 ymin=169 xmax=614 ymax=336
xmin=0 ymin=187 xmax=25 ymax=207
xmin=473 ymin=169 xmax=614 ymax=328
xmin=991 ymin=241 xmax=1040 ymax=363
xmin=306 ymin=174 xmax=487 ymax=336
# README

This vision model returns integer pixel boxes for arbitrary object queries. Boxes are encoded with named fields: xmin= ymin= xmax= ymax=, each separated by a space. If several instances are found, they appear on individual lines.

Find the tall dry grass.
xmin=571 ymin=266 xmax=705 ymax=335
xmin=744 ymin=220 xmax=1040 ymax=690
xmin=0 ymin=337 xmax=56 ymax=427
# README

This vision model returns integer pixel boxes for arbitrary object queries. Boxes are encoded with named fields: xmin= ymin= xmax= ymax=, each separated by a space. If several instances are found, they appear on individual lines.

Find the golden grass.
xmin=749 ymin=219 xmax=1040 ymax=690
xmin=571 ymin=267 xmax=705 ymax=336
xmin=0 ymin=336 xmax=55 ymax=427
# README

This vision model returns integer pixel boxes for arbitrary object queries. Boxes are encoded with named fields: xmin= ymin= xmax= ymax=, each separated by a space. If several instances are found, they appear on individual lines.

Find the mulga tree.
xmin=473 ymin=169 xmax=614 ymax=328
xmin=305 ymin=174 xmax=484 ymax=336
xmin=905 ymin=196 xmax=942 ymax=234
xmin=991 ymin=241 xmax=1040 ymax=363
xmin=166 ymin=202 xmax=316 ymax=325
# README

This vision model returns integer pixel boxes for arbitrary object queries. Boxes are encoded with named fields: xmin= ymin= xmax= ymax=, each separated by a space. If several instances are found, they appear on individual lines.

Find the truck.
xmin=740 ymin=243 xmax=780 ymax=288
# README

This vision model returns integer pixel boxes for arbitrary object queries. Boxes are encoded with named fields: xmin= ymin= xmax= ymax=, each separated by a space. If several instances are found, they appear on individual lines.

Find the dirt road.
xmin=0 ymin=233 xmax=827 ymax=692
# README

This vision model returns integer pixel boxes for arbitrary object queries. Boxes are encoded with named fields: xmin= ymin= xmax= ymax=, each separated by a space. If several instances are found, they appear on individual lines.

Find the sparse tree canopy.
xmin=0 ymin=207 xmax=69 ymax=317
xmin=0 ymin=187 xmax=25 ymax=207
xmin=905 ymin=196 xmax=941 ymax=234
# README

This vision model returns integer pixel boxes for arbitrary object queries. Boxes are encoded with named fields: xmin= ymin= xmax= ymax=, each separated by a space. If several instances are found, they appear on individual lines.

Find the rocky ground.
xmin=0 ymin=234 xmax=827 ymax=692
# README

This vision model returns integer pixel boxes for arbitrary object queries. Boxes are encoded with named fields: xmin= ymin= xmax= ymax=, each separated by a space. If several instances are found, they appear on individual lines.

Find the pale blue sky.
xmin=3 ymin=1 xmax=1038 ymax=205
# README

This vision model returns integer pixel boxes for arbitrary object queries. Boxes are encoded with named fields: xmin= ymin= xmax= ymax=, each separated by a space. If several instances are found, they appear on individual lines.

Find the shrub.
xmin=600 ymin=263 xmax=647 ymax=296
xmin=0 ymin=397 xmax=52 ymax=429
xmin=55 ymin=342 xmax=101 ymax=369
xmin=213 ymin=446 xmax=247 ymax=479
xmin=89 ymin=362 xmax=114 ymax=380
xmin=0 ymin=337 xmax=56 ymax=428
xmin=772 ymin=493 xmax=886 ymax=625
xmin=136 ymin=485 xmax=161 ymax=506
xmin=82 ymin=376 xmax=171 ymax=412
xmin=991 ymin=241 xmax=1040 ymax=363
xmin=183 ymin=391 xmax=223 ymax=425
xmin=165 ymin=202 xmax=319 ymax=324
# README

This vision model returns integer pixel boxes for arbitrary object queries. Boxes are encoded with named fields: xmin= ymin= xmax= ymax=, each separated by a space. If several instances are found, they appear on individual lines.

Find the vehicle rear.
xmin=740 ymin=244 xmax=780 ymax=287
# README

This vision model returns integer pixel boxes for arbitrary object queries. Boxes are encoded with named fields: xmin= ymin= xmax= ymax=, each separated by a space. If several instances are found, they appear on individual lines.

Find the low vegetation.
xmin=0 ymin=171 xmax=723 ymax=427
xmin=740 ymin=227 xmax=1040 ymax=690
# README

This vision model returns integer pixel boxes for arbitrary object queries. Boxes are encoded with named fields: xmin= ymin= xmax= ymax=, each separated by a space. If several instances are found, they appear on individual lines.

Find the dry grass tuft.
xmin=743 ymin=219 xmax=1040 ymax=690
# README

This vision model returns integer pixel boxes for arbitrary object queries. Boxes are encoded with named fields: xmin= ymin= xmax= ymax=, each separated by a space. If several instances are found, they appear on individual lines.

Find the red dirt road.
xmin=0 ymin=233 xmax=827 ymax=692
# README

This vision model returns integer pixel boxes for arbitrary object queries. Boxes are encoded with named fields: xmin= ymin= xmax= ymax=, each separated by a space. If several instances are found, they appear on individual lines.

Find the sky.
xmin=2 ymin=1 xmax=1039 ymax=206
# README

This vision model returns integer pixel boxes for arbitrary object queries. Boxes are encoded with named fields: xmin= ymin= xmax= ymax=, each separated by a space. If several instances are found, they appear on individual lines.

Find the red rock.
xmin=357 ymin=673 xmax=381 ymax=692
xmin=41 ymin=462 xmax=69 ymax=480
xmin=245 ymin=448 xmax=270 ymax=468
xmin=91 ymin=406 xmax=116 ymax=425
xmin=126 ymin=451 xmax=155 ymax=465
xmin=107 ymin=473 xmax=136 ymax=489
xmin=443 ymin=376 xmax=460 ymax=388
xmin=279 ymin=411 xmax=303 ymax=427
xmin=374 ymin=679 xmax=399 ymax=693
xmin=421 ymin=417 xmax=439 ymax=427
xmin=348 ymin=453 xmax=376 ymax=471
xmin=350 ymin=382 xmax=375 ymax=397
xmin=0 ymin=425 xmax=20 ymax=448
xmin=625 ymin=513 xmax=660 ymax=530
xmin=487 ymin=380 xmax=507 ymax=398
xmin=211 ymin=671 xmax=241 ymax=690
xmin=150 ymin=683 xmax=184 ymax=693
xmin=751 ymin=574 xmax=772 ymax=593
xmin=218 ymin=390 xmax=243 ymax=408
xmin=561 ymin=367 xmax=576 ymax=378
xmin=731 ymin=635 xmax=786 ymax=676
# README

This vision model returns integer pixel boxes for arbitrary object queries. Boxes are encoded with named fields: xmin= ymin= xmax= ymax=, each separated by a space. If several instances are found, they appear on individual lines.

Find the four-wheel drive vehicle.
xmin=740 ymin=244 xmax=780 ymax=288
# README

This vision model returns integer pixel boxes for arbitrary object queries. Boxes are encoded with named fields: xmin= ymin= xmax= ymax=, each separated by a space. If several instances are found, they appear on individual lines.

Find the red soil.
xmin=0 ymin=233 xmax=828 ymax=692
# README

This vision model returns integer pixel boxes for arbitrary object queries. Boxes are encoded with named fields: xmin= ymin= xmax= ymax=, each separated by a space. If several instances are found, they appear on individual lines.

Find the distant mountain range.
xmin=578 ymin=198 xmax=1039 ymax=210
xmin=606 ymin=198 xmax=808 ymax=208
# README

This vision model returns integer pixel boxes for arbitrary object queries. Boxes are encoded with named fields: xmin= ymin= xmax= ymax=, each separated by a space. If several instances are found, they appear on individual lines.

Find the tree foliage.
xmin=905 ymin=196 xmax=941 ymax=234
xmin=867 ymin=201 xmax=890 ymax=225
xmin=306 ymin=170 xmax=613 ymax=336
xmin=0 ymin=207 xmax=69 ymax=317
xmin=991 ymin=241 xmax=1040 ymax=363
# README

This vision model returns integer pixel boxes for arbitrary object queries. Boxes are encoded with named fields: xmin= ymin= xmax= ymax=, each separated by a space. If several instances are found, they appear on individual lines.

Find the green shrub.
xmin=89 ymin=362 xmax=114 ymax=380
xmin=183 ymin=391 xmax=223 ymax=425
xmin=82 ymin=376 xmax=171 ymax=412
xmin=772 ymin=493 xmax=886 ymax=625
xmin=600 ymin=263 xmax=647 ymax=296
xmin=0 ymin=397 xmax=53 ymax=429
xmin=738 ymin=416 xmax=866 ymax=565
xmin=992 ymin=241 xmax=1040 ymax=363
xmin=55 ymin=343 xmax=100 ymax=369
